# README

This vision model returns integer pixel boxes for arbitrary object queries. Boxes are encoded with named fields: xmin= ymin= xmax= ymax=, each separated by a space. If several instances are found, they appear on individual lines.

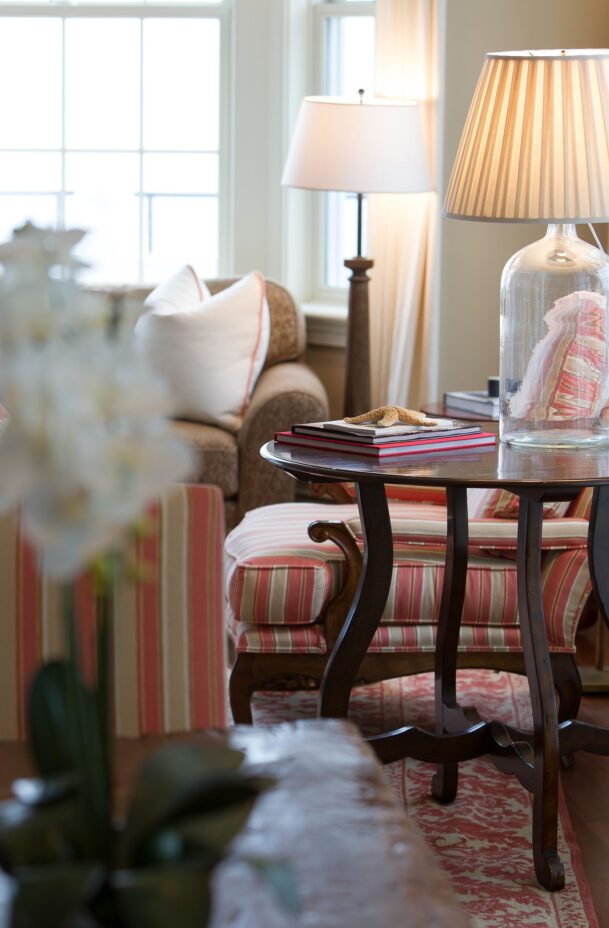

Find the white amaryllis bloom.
xmin=0 ymin=224 xmax=194 ymax=579
xmin=0 ymin=223 xmax=105 ymax=348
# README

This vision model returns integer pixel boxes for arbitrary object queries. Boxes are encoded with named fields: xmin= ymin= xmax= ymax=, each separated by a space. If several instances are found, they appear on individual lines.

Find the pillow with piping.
xmin=144 ymin=264 xmax=211 ymax=313
xmin=134 ymin=270 xmax=270 ymax=433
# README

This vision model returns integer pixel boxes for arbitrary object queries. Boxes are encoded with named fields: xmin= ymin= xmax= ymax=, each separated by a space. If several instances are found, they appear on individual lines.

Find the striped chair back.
xmin=0 ymin=484 xmax=226 ymax=739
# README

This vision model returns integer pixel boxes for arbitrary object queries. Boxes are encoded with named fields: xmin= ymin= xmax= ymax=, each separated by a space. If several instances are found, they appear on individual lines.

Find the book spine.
xmin=275 ymin=433 xmax=496 ymax=458
xmin=443 ymin=396 xmax=499 ymax=416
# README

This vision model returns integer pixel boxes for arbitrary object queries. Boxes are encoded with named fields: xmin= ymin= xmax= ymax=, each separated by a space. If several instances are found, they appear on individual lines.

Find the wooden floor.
xmin=561 ymin=625 xmax=609 ymax=927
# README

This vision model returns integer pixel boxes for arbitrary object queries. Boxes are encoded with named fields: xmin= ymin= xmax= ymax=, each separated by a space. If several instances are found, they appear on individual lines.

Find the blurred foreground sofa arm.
xmin=0 ymin=484 xmax=227 ymax=740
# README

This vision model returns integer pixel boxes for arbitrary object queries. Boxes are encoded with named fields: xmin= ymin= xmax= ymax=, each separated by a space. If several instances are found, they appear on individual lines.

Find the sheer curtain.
xmin=368 ymin=0 xmax=439 ymax=409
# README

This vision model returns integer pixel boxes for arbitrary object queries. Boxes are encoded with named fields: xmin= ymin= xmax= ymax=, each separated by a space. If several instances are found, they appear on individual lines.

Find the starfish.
xmin=344 ymin=406 xmax=438 ymax=428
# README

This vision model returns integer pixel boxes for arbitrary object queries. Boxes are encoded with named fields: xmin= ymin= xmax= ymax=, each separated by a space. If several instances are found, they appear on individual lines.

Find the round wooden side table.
xmin=261 ymin=428 xmax=609 ymax=891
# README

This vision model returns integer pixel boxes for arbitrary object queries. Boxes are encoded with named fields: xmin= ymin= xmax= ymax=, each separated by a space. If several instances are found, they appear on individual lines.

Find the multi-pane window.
xmin=316 ymin=1 xmax=375 ymax=290
xmin=0 ymin=2 xmax=225 ymax=283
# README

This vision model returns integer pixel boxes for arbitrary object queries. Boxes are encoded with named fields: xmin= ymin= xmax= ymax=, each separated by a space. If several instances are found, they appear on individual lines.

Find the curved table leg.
xmin=588 ymin=486 xmax=609 ymax=632
xmin=318 ymin=481 xmax=393 ymax=718
xmin=431 ymin=485 xmax=469 ymax=803
xmin=517 ymin=496 xmax=564 ymax=892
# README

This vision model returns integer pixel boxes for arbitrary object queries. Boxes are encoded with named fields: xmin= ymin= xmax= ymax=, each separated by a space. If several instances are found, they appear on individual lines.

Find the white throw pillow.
xmin=134 ymin=270 xmax=270 ymax=433
xmin=144 ymin=264 xmax=211 ymax=313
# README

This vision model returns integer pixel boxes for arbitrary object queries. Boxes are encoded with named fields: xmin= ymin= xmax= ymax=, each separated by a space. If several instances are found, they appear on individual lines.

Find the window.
xmin=0 ymin=1 xmax=227 ymax=283
xmin=314 ymin=1 xmax=375 ymax=293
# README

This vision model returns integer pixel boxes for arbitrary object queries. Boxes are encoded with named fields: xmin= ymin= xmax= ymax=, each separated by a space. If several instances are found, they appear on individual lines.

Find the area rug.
xmin=249 ymin=669 xmax=598 ymax=928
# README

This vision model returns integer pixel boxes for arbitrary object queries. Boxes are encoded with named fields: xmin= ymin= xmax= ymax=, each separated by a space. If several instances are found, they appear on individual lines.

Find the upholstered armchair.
xmin=224 ymin=485 xmax=593 ymax=725
xmin=0 ymin=484 xmax=227 ymax=740
xmin=91 ymin=278 xmax=329 ymax=531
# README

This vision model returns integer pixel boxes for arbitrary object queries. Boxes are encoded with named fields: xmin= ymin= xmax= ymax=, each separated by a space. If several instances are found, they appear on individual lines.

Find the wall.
xmin=436 ymin=0 xmax=609 ymax=398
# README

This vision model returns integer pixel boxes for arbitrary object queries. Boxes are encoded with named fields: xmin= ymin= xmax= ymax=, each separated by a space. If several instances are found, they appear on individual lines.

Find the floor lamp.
xmin=281 ymin=94 xmax=431 ymax=418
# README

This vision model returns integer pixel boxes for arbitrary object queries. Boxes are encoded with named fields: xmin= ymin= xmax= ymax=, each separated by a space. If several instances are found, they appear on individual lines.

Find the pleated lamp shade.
xmin=443 ymin=49 xmax=609 ymax=223
xmin=281 ymin=96 xmax=431 ymax=194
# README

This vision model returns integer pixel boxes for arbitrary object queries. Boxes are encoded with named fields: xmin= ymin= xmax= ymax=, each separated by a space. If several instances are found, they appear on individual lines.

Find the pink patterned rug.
xmin=249 ymin=669 xmax=598 ymax=928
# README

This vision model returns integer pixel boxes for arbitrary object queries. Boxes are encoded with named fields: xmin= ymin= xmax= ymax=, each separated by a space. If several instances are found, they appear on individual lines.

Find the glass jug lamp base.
xmin=500 ymin=224 xmax=609 ymax=450
xmin=502 ymin=427 xmax=609 ymax=449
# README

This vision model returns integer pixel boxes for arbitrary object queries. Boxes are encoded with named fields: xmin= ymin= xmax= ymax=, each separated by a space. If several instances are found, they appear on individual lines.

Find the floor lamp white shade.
xmin=443 ymin=49 xmax=609 ymax=449
xmin=282 ymin=95 xmax=431 ymax=416
xmin=281 ymin=96 xmax=431 ymax=197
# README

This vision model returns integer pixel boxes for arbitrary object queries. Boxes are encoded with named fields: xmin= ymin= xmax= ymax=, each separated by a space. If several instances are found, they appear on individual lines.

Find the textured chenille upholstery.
xmin=224 ymin=487 xmax=593 ymax=724
xmin=91 ymin=279 xmax=329 ymax=532
xmin=0 ymin=484 xmax=227 ymax=740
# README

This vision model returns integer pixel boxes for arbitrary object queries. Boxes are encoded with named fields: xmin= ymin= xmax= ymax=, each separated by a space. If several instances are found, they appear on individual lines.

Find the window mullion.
xmin=59 ymin=14 xmax=66 ymax=230
xmin=138 ymin=15 xmax=144 ymax=281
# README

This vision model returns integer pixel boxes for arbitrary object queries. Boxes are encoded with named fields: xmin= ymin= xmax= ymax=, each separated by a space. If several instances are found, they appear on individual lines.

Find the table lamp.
xmin=281 ymin=94 xmax=431 ymax=417
xmin=443 ymin=50 xmax=609 ymax=449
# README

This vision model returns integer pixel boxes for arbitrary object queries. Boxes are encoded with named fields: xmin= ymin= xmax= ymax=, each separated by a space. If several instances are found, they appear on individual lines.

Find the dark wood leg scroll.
xmin=432 ymin=485 xmax=469 ymax=803
xmin=318 ymin=481 xmax=393 ymax=718
xmin=588 ymin=486 xmax=609 ymax=634
xmin=517 ymin=496 xmax=564 ymax=892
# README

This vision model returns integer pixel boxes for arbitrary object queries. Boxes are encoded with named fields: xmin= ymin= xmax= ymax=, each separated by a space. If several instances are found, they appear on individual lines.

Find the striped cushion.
xmin=225 ymin=491 xmax=591 ymax=657
xmin=346 ymin=504 xmax=589 ymax=552
xmin=227 ymin=546 xmax=589 ymax=655
xmin=0 ymin=484 xmax=227 ymax=740
xmin=341 ymin=483 xmax=570 ymax=518
xmin=467 ymin=487 xmax=572 ymax=520
xmin=567 ymin=486 xmax=594 ymax=520
xmin=340 ymin=482 xmax=447 ymax=505
xmin=224 ymin=502 xmax=356 ymax=625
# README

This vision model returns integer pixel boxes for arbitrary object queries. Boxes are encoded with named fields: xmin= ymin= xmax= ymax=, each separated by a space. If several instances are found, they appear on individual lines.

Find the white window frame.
xmin=0 ymin=0 xmax=231 ymax=283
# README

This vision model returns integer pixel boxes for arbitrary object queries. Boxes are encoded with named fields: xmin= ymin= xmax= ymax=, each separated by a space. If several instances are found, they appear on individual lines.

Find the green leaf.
xmin=110 ymin=862 xmax=211 ymax=928
xmin=116 ymin=740 xmax=269 ymax=867
xmin=27 ymin=661 xmax=83 ymax=779
xmin=0 ymin=796 xmax=87 ymax=869
xmin=11 ymin=863 xmax=104 ymax=928
xmin=172 ymin=797 xmax=260 ymax=856
xmin=27 ymin=655 xmax=110 ymax=860
xmin=130 ymin=797 xmax=260 ymax=868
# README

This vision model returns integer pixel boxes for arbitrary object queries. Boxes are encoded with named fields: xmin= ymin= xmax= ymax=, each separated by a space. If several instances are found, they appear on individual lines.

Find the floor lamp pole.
xmin=343 ymin=192 xmax=372 ymax=418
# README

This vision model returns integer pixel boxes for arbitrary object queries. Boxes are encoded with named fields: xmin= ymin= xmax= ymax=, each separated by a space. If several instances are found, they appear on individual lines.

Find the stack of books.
xmin=442 ymin=390 xmax=500 ymax=419
xmin=274 ymin=417 xmax=496 ymax=459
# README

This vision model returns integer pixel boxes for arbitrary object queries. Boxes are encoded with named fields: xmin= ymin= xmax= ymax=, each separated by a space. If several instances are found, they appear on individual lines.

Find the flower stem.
xmin=63 ymin=582 xmax=112 ymax=860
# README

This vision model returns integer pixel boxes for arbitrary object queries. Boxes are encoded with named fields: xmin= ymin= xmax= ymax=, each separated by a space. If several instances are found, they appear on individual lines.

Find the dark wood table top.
xmin=262 ymin=425 xmax=609 ymax=491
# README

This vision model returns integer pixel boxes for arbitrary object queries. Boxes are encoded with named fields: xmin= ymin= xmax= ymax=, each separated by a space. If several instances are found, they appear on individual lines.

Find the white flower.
xmin=0 ymin=223 xmax=195 ymax=579
xmin=0 ymin=223 xmax=106 ymax=349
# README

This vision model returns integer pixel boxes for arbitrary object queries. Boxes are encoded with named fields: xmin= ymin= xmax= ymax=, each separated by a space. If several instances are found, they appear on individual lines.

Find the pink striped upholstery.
xmin=467 ymin=487 xmax=572 ymax=519
xmin=509 ymin=290 xmax=609 ymax=421
xmin=224 ymin=502 xmax=355 ymax=625
xmin=340 ymin=482 xmax=448 ymax=505
xmin=0 ymin=484 xmax=227 ymax=740
xmin=568 ymin=486 xmax=594 ymax=520
xmin=224 ymin=490 xmax=592 ymax=657
xmin=343 ymin=482 xmax=572 ymax=518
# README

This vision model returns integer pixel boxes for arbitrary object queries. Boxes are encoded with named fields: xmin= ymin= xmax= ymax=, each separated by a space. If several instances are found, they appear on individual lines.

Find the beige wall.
xmin=437 ymin=0 xmax=609 ymax=398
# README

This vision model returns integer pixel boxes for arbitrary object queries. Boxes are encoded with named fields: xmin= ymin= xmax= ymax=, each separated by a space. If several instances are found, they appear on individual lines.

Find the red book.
xmin=273 ymin=430 xmax=496 ymax=459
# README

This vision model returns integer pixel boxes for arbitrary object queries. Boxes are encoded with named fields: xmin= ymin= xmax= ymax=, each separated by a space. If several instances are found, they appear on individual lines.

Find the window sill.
xmin=303 ymin=302 xmax=348 ymax=348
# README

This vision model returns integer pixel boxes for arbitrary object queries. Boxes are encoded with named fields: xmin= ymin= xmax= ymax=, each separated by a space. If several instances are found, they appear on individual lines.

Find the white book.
xmin=291 ymin=417 xmax=482 ymax=444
